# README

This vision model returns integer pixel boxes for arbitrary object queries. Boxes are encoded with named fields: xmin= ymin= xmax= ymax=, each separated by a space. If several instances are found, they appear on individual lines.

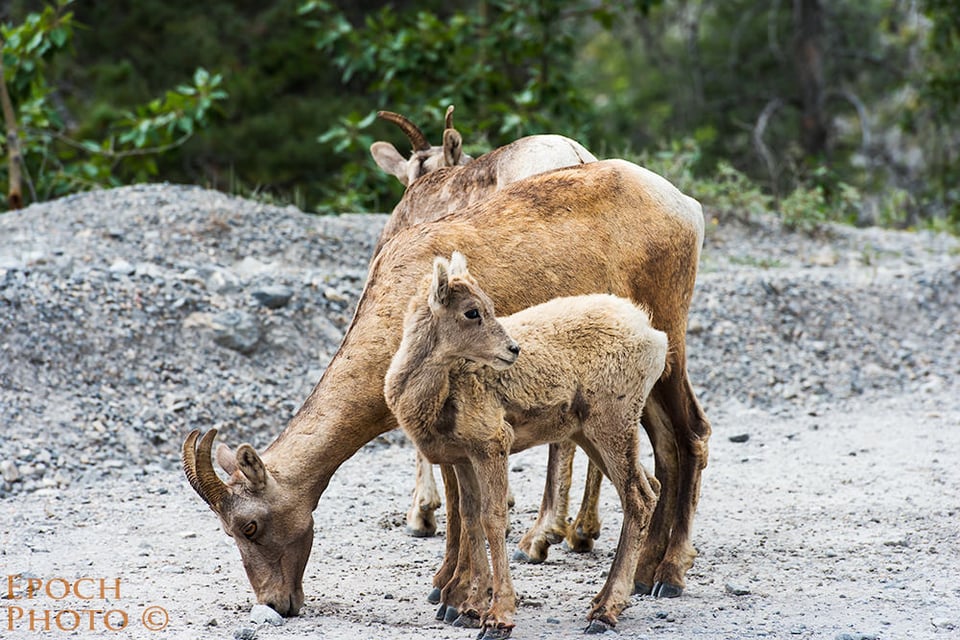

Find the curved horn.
xmin=377 ymin=110 xmax=430 ymax=151
xmin=182 ymin=429 xmax=229 ymax=510
xmin=444 ymin=105 xmax=456 ymax=131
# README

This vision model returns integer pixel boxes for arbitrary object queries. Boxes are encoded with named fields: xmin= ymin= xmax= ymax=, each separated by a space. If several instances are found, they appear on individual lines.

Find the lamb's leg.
xmin=406 ymin=450 xmax=442 ymax=537
xmin=448 ymin=463 xmax=495 ymax=631
xmin=429 ymin=464 xmax=461 ymax=606
xmin=566 ymin=459 xmax=603 ymax=552
xmin=575 ymin=423 xmax=658 ymax=634
xmin=514 ymin=442 xmax=574 ymax=563
xmin=634 ymin=368 xmax=710 ymax=598
xmin=470 ymin=456 xmax=516 ymax=639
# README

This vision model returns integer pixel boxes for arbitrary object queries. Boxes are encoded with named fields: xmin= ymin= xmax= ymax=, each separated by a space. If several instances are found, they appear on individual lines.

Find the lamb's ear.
xmin=448 ymin=251 xmax=469 ymax=278
xmin=430 ymin=256 xmax=451 ymax=311
xmin=370 ymin=142 xmax=410 ymax=186
xmin=215 ymin=443 xmax=238 ymax=475
xmin=235 ymin=444 xmax=268 ymax=491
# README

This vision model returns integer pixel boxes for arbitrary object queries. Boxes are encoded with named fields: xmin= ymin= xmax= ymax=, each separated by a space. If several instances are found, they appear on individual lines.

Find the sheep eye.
xmin=242 ymin=522 xmax=258 ymax=538
xmin=464 ymin=309 xmax=480 ymax=320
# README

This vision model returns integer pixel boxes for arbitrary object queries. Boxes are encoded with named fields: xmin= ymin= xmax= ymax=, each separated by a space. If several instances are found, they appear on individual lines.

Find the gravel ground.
xmin=1 ymin=183 xmax=959 ymax=639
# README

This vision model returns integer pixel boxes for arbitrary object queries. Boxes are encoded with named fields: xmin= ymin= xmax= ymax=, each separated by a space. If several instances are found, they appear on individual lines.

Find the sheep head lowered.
xmin=371 ymin=105 xmax=472 ymax=186
xmin=182 ymin=430 xmax=313 ymax=616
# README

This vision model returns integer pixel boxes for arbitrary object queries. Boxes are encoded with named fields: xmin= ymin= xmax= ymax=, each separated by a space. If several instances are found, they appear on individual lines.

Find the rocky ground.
xmin=1 ymin=184 xmax=958 ymax=639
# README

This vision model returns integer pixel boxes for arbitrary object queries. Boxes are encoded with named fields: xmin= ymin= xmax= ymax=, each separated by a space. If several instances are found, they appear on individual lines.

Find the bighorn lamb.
xmin=384 ymin=252 xmax=666 ymax=637
xmin=182 ymin=159 xmax=710 ymax=617
xmin=371 ymin=106 xmax=603 ymax=557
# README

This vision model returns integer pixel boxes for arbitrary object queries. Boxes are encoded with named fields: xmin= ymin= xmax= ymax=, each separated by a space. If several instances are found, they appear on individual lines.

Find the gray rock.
xmin=233 ymin=627 xmax=257 ymax=640
xmin=108 ymin=259 xmax=135 ymax=275
xmin=210 ymin=310 xmax=260 ymax=354
xmin=728 ymin=433 xmax=750 ymax=443
xmin=724 ymin=582 xmax=751 ymax=596
xmin=0 ymin=460 xmax=19 ymax=483
xmin=251 ymin=284 xmax=294 ymax=309
xmin=250 ymin=604 xmax=283 ymax=626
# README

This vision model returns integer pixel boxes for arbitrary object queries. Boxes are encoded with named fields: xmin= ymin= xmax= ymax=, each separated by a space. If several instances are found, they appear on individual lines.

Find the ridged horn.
xmin=444 ymin=105 xmax=456 ymax=131
xmin=182 ymin=429 xmax=229 ymax=510
xmin=377 ymin=110 xmax=431 ymax=151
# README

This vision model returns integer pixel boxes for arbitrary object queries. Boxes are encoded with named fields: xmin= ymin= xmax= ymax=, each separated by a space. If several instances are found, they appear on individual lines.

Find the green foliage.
xmin=301 ymin=0 xmax=656 ymax=212
xmin=1 ymin=1 xmax=227 ymax=208
xmin=919 ymin=0 xmax=960 ymax=224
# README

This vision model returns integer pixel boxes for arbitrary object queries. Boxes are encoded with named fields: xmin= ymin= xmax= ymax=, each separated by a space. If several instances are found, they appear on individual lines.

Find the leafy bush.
xmin=1 ymin=1 xmax=226 ymax=210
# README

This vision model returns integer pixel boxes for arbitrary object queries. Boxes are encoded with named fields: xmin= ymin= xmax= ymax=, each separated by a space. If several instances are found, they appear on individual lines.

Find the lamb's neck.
xmin=386 ymin=319 xmax=455 ymax=437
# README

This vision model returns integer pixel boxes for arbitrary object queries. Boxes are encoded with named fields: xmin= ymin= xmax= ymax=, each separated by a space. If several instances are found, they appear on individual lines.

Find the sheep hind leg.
xmin=633 ymin=395 xmax=679 ymax=595
xmin=406 ymin=450 xmax=442 ymax=537
xmin=566 ymin=458 xmax=603 ymax=552
xmin=574 ymin=424 xmax=657 ymax=633
xmin=514 ymin=441 xmax=575 ymax=563
xmin=634 ymin=371 xmax=710 ymax=598
xmin=650 ymin=372 xmax=710 ymax=598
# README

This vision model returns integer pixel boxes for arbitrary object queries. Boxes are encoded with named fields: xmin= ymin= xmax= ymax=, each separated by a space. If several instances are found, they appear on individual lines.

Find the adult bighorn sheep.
xmin=384 ymin=252 xmax=667 ymax=637
xmin=371 ymin=107 xmax=604 ymax=559
xmin=182 ymin=159 xmax=710 ymax=618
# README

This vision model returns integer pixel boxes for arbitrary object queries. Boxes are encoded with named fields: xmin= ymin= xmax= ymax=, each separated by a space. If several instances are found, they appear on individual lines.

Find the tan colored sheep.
xmin=383 ymin=252 xmax=667 ymax=637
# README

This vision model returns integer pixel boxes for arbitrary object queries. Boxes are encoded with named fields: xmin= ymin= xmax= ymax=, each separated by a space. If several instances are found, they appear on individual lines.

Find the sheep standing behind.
xmin=384 ymin=252 xmax=667 ymax=638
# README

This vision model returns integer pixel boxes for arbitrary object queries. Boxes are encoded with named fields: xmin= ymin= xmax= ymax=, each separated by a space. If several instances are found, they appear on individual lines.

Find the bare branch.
xmin=824 ymin=88 xmax=871 ymax=152
xmin=753 ymin=97 xmax=786 ymax=196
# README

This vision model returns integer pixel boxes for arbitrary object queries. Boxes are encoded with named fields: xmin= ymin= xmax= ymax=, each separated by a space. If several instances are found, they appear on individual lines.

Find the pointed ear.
xmin=235 ymin=444 xmax=268 ymax=491
xmin=448 ymin=251 xmax=469 ymax=278
xmin=442 ymin=128 xmax=463 ymax=166
xmin=370 ymin=142 xmax=411 ymax=186
xmin=215 ymin=443 xmax=238 ymax=475
xmin=429 ymin=256 xmax=451 ymax=311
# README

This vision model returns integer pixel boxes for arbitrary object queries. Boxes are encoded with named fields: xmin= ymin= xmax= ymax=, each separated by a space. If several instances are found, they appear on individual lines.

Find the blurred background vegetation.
xmin=1 ymin=0 xmax=958 ymax=230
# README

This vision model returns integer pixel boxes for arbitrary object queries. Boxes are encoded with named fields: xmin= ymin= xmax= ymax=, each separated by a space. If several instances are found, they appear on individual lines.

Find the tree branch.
xmin=0 ymin=41 xmax=24 ymax=209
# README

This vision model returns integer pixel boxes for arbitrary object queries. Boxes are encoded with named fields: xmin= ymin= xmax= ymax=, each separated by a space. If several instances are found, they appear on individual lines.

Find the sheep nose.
xmin=508 ymin=343 xmax=521 ymax=355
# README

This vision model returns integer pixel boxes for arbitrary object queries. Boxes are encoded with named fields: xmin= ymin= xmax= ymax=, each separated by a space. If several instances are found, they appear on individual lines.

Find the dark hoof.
xmin=443 ymin=605 xmax=460 ymax=624
xmin=652 ymin=582 xmax=683 ymax=598
xmin=565 ymin=538 xmax=595 ymax=553
xmin=427 ymin=587 xmax=442 ymax=604
xmin=478 ymin=626 xmax=513 ymax=640
xmin=584 ymin=619 xmax=615 ymax=634
xmin=453 ymin=612 xmax=482 ymax=629
xmin=633 ymin=582 xmax=652 ymax=596
xmin=435 ymin=604 xmax=448 ymax=621
xmin=405 ymin=525 xmax=436 ymax=538
xmin=512 ymin=549 xmax=544 ymax=565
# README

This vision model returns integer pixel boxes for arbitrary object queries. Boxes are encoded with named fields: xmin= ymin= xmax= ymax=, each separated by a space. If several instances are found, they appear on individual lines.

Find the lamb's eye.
xmin=464 ymin=309 xmax=480 ymax=320
xmin=242 ymin=521 xmax=258 ymax=538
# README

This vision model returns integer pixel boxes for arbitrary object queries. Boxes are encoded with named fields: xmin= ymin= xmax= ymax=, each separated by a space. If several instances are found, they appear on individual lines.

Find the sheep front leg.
xmin=429 ymin=464 xmax=460 ymax=607
xmin=406 ymin=450 xmax=442 ymax=537
xmin=515 ymin=441 xmax=575 ymax=563
xmin=468 ymin=454 xmax=516 ymax=639
xmin=448 ymin=463 xmax=495 ymax=630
